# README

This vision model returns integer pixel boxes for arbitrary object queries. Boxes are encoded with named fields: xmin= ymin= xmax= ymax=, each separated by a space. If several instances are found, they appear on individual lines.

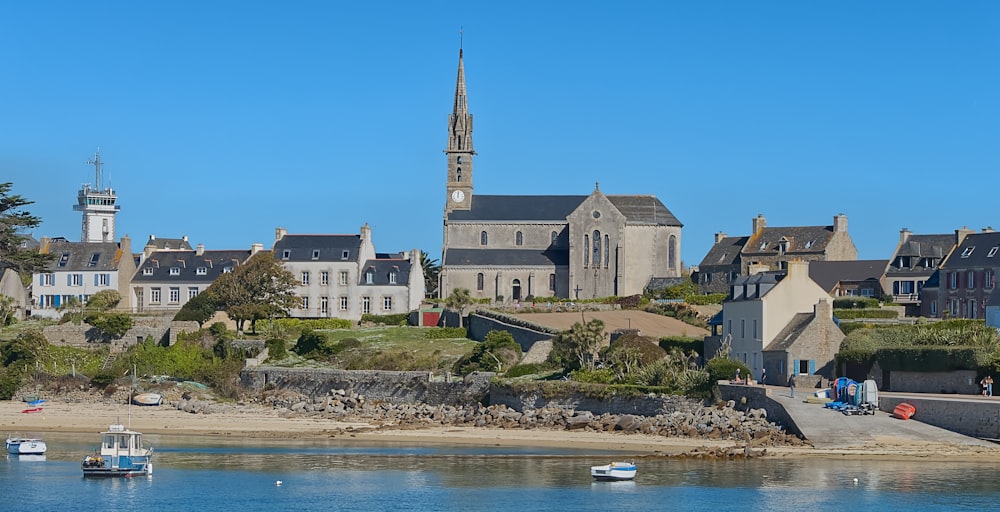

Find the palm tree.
xmin=420 ymin=251 xmax=441 ymax=299
xmin=444 ymin=288 xmax=473 ymax=328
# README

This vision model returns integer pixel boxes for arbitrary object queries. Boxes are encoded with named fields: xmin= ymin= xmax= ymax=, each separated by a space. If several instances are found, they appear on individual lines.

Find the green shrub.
xmin=264 ymin=338 xmax=287 ymax=360
xmin=505 ymin=362 xmax=557 ymax=378
xmin=273 ymin=317 xmax=353 ymax=332
xmin=84 ymin=313 xmax=133 ymax=338
xmin=572 ymin=368 xmax=617 ymax=384
xmin=89 ymin=370 xmax=118 ymax=389
xmin=424 ymin=327 xmax=467 ymax=339
xmin=455 ymin=330 xmax=522 ymax=374
xmin=685 ymin=293 xmax=727 ymax=305
xmin=834 ymin=309 xmax=897 ymax=320
xmin=361 ymin=313 xmax=409 ymax=326
xmin=833 ymin=297 xmax=880 ymax=309
xmin=659 ymin=336 xmax=703 ymax=358
xmin=292 ymin=329 xmax=332 ymax=357
xmin=705 ymin=356 xmax=750 ymax=385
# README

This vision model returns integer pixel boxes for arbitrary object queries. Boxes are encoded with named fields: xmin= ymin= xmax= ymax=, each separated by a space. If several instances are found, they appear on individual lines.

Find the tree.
xmin=86 ymin=289 xmax=122 ymax=311
xmin=0 ymin=182 xmax=54 ymax=282
xmin=207 ymin=252 xmax=298 ymax=333
xmin=456 ymin=329 xmax=522 ymax=374
xmin=0 ymin=294 xmax=15 ymax=333
xmin=443 ymin=288 xmax=473 ymax=328
xmin=173 ymin=291 xmax=218 ymax=327
xmin=85 ymin=312 xmax=134 ymax=338
xmin=550 ymin=318 xmax=606 ymax=371
xmin=420 ymin=251 xmax=441 ymax=298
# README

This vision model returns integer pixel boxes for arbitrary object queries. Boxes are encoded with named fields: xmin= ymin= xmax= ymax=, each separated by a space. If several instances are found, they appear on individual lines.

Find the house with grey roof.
xmin=919 ymin=229 xmax=1000 ymax=319
xmin=694 ymin=213 xmax=858 ymax=295
xmin=808 ymin=259 xmax=888 ymax=299
xmin=31 ymin=235 xmax=136 ymax=318
xmin=131 ymin=244 xmax=261 ymax=313
xmin=273 ymin=225 xmax=423 ymax=321
xmin=438 ymin=49 xmax=683 ymax=301
xmin=884 ymin=228 xmax=957 ymax=314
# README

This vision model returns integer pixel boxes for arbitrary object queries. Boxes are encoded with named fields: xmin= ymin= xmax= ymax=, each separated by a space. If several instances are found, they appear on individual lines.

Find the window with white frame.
xmin=151 ymin=288 xmax=162 ymax=303
xmin=339 ymin=296 xmax=348 ymax=310
xmin=340 ymin=271 xmax=348 ymax=285
xmin=188 ymin=287 xmax=199 ymax=299
xmin=341 ymin=250 xmax=350 ymax=260
xmin=321 ymin=271 xmax=329 ymax=285
xmin=968 ymin=271 xmax=976 ymax=289
xmin=41 ymin=273 xmax=54 ymax=286
xmin=321 ymin=296 xmax=329 ymax=314
xmin=548 ymin=273 xmax=555 ymax=291
xmin=301 ymin=296 xmax=309 ymax=309
xmin=989 ymin=247 xmax=999 ymax=258
xmin=223 ymin=266 xmax=233 ymax=273
xmin=949 ymin=272 xmax=958 ymax=290
xmin=58 ymin=253 xmax=70 ymax=267
xmin=143 ymin=267 xmax=154 ymax=276
xmin=362 ymin=296 xmax=371 ymax=314
xmin=477 ymin=273 xmax=484 ymax=291
xmin=71 ymin=274 xmax=83 ymax=286
xmin=383 ymin=296 xmax=392 ymax=311
xmin=365 ymin=270 xmax=374 ymax=284
xmin=987 ymin=270 xmax=996 ymax=289
xmin=312 ymin=250 xmax=320 ymax=260
xmin=169 ymin=287 xmax=180 ymax=303
xmin=196 ymin=267 xmax=207 ymax=275
xmin=389 ymin=271 xmax=397 ymax=284
xmin=301 ymin=271 xmax=310 ymax=285
xmin=88 ymin=253 xmax=100 ymax=267
xmin=950 ymin=299 xmax=959 ymax=317
xmin=969 ymin=299 xmax=978 ymax=319
xmin=170 ymin=267 xmax=180 ymax=276
xmin=961 ymin=246 xmax=976 ymax=258
xmin=282 ymin=250 xmax=291 ymax=260
xmin=98 ymin=273 xmax=109 ymax=286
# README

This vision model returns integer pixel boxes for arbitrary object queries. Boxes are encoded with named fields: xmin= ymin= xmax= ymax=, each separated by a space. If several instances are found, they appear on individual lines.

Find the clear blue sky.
xmin=2 ymin=2 xmax=997 ymax=268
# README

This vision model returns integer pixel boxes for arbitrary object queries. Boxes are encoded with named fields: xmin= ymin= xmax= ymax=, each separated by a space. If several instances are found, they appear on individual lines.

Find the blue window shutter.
xmin=808 ymin=360 xmax=816 ymax=375
xmin=67 ymin=274 xmax=72 ymax=285
xmin=39 ymin=275 xmax=43 ymax=286
xmin=792 ymin=359 xmax=798 ymax=375
xmin=94 ymin=274 xmax=99 ymax=286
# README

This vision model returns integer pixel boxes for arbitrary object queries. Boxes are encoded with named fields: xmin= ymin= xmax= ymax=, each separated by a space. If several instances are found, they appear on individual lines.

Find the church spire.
xmin=445 ymin=44 xmax=474 ymax=213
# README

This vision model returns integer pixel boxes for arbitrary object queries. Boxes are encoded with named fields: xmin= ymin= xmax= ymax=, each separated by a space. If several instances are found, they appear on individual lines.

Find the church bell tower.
xmin=445 ymin=47 xmax=474 ymax=214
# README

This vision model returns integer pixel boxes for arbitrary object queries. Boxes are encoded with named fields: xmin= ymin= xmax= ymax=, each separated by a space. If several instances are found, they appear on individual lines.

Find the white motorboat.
xmin=82 ymin=424 xmax=154 ymax=477
xmin=6 ymin=436 xmax=48 ymax=455
xmin=590 ymin=461 xmax=637 ymax=481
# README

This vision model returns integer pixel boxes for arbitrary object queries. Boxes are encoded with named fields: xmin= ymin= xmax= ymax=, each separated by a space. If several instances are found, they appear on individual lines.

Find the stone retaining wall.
xmin=467 ymin=313 xmax=554 ymax=350
xmin=718 ymin=382 xmax=801 ymax=436
xmin=880 ymin=395 xmax=1000 ymax=439
xmin=42 ymin=316 xmax=199 ymax=349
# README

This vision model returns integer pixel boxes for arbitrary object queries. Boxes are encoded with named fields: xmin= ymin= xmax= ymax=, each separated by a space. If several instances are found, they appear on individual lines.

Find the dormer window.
xmin=759 ymin=241 xmax=767 ymax=250
xmin=142 ymin=267 xmax=154 ymax=276
xmin=223 ymin=266 xmax=233 ymax=274
xmin=389 ymin=271 xmax=397 ymax=284
xmin=281 ymin=250 xmax=291 ymax=260
xmin=169 ymin=267 xmax=181 ymax=276
xmin=311 ymin=250 xmax=320 ymax=260
xmin=804 ymin=240 xmax=813 ymax=249
xmin=88 ymin=253 xmax=100 ymax=267
xmin=342 ymin=250 xmax=350 ymax=260
xmin=58 ymin=253 xmax=70 ymax=267
xmin=365 ymin=270 xmax=374 ymax=284
xmin=989 ymin=247 xmax=999 ymax=258
xmin=961 ymin=246 xmax=975 ymax=258
xmin=196 ymin=267 xmax=207 ymax=275
xmin=778 ymin=240 xmax=789 ymax=254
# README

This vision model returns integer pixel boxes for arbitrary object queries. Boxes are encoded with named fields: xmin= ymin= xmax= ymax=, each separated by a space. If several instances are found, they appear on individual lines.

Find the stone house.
xmin=695 ymin=213 xmax=858 ymax=295
xmin=31 ymin=236 xmax=136 ymax=318
xmin=438 ymin=48 xmax=683 ymax=302
xmin=808 ymin=260 xmax=888 ymax=299
xmin=712 ymin=260 xmax=842 ymax=384
xmin=273 ymin=225 xmax=424 ymax=321
xmin=919 ymin=230 xmax=1000 ymax=319
xmin=883 ymin=228 xmax=957 ymax=315
xmin=131 ymin=244 xmax=261 ymax=313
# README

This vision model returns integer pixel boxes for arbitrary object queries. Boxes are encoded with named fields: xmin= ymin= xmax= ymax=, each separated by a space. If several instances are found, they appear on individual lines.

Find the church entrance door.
xmin=511 ymin=279 xmax=522 ymax=302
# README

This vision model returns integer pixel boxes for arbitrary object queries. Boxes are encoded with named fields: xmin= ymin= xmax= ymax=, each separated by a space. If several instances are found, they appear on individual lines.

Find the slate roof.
xmin=940 ymin=232 xmax=1000 ymax=269
xmin=764 ymin=312 xmax=813 ymax=352
xmin=605 ymin=195 xmax=683 ymax=226
xmin=446 ymin=194 xmax=682 ymax=226
xmin=272 ymin=234 xmax=362 ymax=262
xmin=729 ymin=272 xmax=784 ymax=300
xmin=144 ymin=236 xmax=193 ymax=251
xmin=894 ymin=234 xmax=952 ymax=259
xmin=359 ymin=258 xmax=413 ymax=287
xmin=41 ymin=239 xmax=126 ymax=271
xmin=743 ymin=225 xmax=835 ymax=255
xmin=444 ymin=248 xmax=569 ymax=266
xmin=698 ymin=236 xmax=749 ymax=268
xmin=646 ymin=277 xmax=689 ymax=291
xmin=808 ymin=260 xmax=888 ymax=293
xmin=133 ymin=250 xmax=253 ymax=282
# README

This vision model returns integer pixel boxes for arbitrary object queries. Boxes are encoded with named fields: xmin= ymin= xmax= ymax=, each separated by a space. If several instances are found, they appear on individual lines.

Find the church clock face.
xmin=451 ymin=190 xmax=465 ymax=203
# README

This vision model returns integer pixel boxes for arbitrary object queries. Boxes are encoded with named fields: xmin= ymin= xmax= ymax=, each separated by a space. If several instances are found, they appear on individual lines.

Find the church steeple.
xmin=445 ymin=47 xmax=474 ymax=214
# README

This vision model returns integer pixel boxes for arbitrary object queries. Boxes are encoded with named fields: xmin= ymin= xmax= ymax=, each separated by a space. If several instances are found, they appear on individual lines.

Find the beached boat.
xmin=5 ymin=436 xmax=48 ymax=455
xmin=81 ymin=424 xmax=154 ymax=477
xmin=590 ymin=461 xmax=637 ymax=481
xmin=132 ymin=393 xmax=163 ymax=406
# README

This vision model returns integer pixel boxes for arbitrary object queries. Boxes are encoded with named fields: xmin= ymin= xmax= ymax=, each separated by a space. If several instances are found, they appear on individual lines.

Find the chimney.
xmin=983 ymin=226 xmax=996 ymax=233
xmin=714 ymin=232 xmax=727 ymax=244
xmin=119 ymin=235 xmax=131 ymax=260
xmin=196 ymin=244 xmax=205 ymax=256
xmin=787 ymin=259 xmax=808 ymax=277
xmin=956 ymin=227 xmax=975 ymax=245
xmin=814 ymin=297 xmax=833 ymax=319
xmin=899 ymin=228 xmax=911 ymax=243
xmin=833 ymin=213 xmax=848 ymax=233
xmin=752 ymin=214 xmax=766 ymax=235
xmin=149 ymin=234 xmax=156 ymax=241
xmin=360 ymin=222 xmax=372 ymax=243
xmin=182 ymin=235 xmax=189 ymax=243
xmin=275 ymin=227 xmax=287 ymax=242
xmin=251 ymin=243 xmax=264 ymax=255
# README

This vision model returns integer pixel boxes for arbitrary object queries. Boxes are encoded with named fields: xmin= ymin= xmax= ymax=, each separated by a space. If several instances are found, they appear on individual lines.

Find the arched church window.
xmin=457 ymin=168 xmax=462 ymax=182
xmin=604 ymin=234 xmax=610 ymax=268
xmin=669 ymin=235 xmax=677 ymax=269
xmin=457 ymin=156 xmax=462 ymax=164
xmin=481 ymin=231 xmax=488 ymax=246
xmin=551 ymin=231 xmax=558 ymax=246
xmin=593 ymin=230 xmax=602 ymax=267
xmin=515 ymin=231 xmax=523 ymax=246
xmin=477 ymin=273 xmax=484 ymax=291
xmin=583 ymin=235 xmax=590 ymax=267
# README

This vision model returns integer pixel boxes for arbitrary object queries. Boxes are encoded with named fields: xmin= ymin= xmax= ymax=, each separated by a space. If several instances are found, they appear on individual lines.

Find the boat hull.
xmin=590 ymin=462 xmax=637 ymax=481
xmin=132 ymin=393 xmax=163 ymax=406
xmin=6 ymin=438 xmax=47 ymax=455
xmin=82 ymin=457 xmax=152 ymax=478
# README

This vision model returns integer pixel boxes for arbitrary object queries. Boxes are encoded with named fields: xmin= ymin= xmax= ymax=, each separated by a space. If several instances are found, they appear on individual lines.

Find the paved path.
xmin=763 ymin=385 xmax=994 ymax=449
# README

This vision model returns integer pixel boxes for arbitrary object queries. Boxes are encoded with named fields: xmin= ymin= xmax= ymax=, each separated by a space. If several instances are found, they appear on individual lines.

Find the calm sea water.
xmin=2 ymin=432 xmax=998 ymax=511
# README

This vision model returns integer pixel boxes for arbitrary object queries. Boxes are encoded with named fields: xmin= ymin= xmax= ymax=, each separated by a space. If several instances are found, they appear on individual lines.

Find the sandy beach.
xmin=5 ymin=399 xmax=1000 ymax=461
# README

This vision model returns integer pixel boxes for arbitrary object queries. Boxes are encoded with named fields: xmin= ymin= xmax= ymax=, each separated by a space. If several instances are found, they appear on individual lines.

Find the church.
xmin=438 ymin=49 xmax=684 ymax=302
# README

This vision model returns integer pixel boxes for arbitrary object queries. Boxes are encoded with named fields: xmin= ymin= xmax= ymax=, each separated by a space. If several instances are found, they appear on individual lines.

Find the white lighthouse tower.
xmin=73 ymin=148 xmax=120 ymax=243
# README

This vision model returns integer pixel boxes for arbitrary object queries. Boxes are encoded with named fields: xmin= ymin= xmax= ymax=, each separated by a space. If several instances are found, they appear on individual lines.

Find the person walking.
xmin=988 ymin=375 xmax=994 ymax=397
xmin=760 ymin=368 xmax=767 ymax=386
xmin=789 ymin=373 xmax=796 ymax=398
xmin=982 ymin=376 xmax=989 ymax=397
